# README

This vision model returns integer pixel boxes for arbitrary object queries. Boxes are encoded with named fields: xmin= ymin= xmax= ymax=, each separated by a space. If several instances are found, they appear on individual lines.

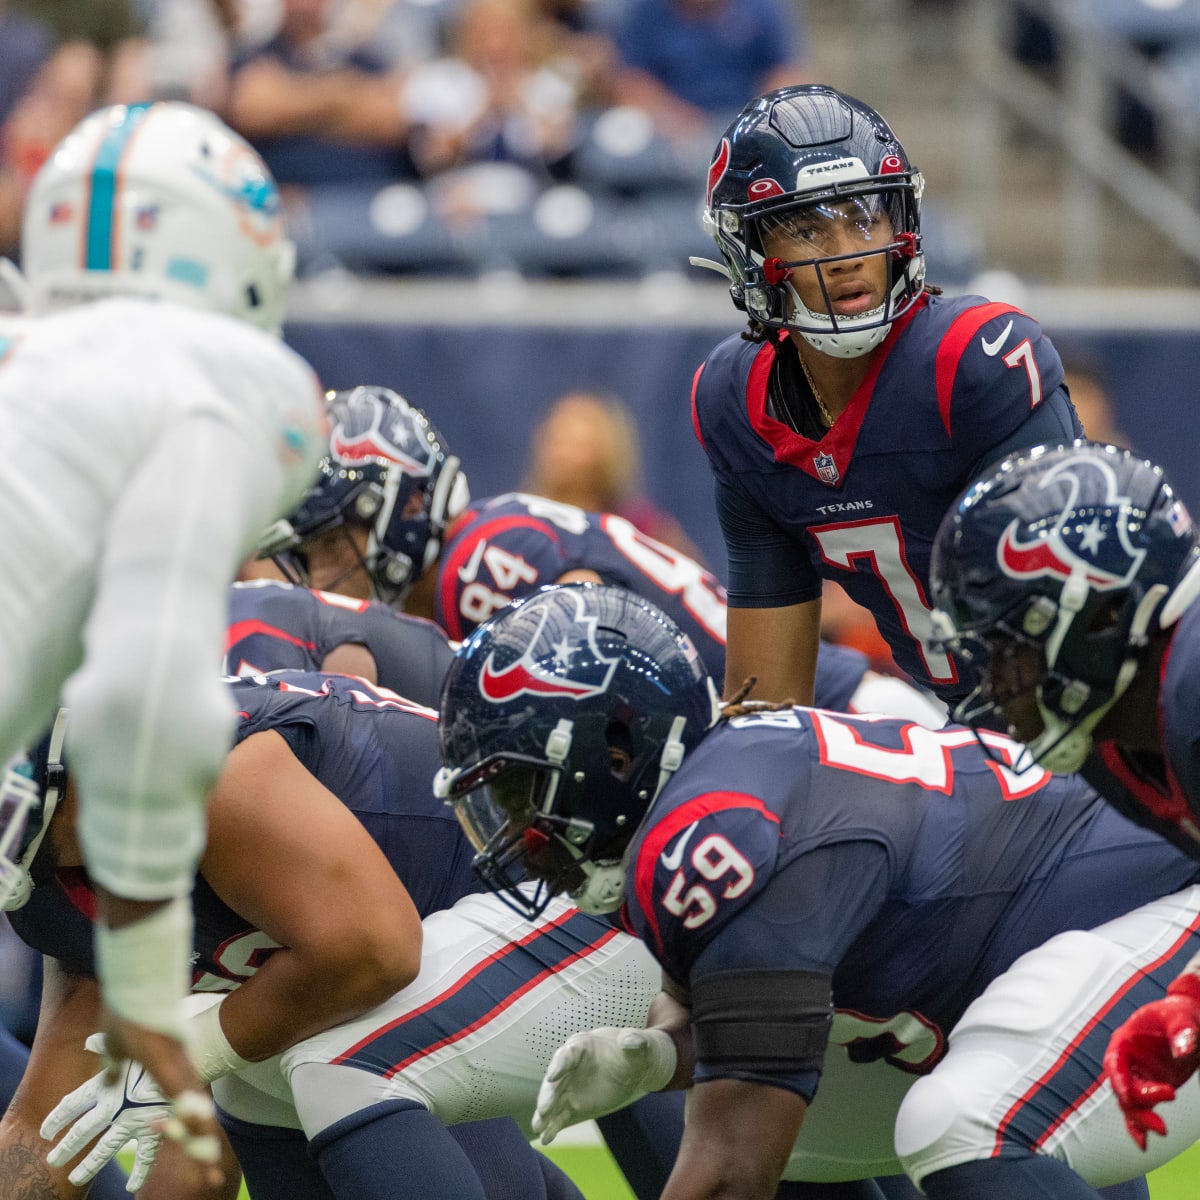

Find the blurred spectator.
xmin=12 ymin=0 xmax=149 ymax=101
xmin=609 ymin=0 xmax=808 ymax=139
xmin=1063 ymin=358 xmax=1130 ymax=447
xmin=0 ymin=45 xmax=124 ymax=258
xmin=400 ymin=0 xmax=580 ymax=215
xmin=227 ymin=0 xmax=414 ymax=187
xmin=535 ymin=0 xmax=620 ymax=107
xmin=522 ymin=389 xmax=706 ymax=560
xmin=0 ymin=1 xmax=52 ymax=127
xmin=143 ymin=0 xmax=239 ymax=111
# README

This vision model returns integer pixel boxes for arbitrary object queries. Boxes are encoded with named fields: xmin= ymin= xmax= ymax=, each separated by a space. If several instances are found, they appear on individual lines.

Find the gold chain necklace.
xmin=797 ymin=351 xmax=835 ymax=428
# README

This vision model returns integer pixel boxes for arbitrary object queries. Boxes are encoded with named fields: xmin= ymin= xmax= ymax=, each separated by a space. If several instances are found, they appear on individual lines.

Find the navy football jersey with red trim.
xmin=692 ymin=294 xmax=1078 ymax=703
xmin=1083 ymin=599 xmax=1200 ymax=859
xmin=225 ymin=580 xmax=453 ymax=708
xmin=434 ymin=491 xmax=872 ymax=706
xmin=10 ymin=672 xmax=478 ymax=987
xmin=622 ymin=709 xmax=1200 ymax=1097
xmin=435 ymin=492 xmax=730 ymax=675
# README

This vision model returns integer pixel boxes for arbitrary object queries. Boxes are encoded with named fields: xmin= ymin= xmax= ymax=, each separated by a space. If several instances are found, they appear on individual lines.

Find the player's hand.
xmin=42 ymin=1033 xmax=171 ymax=1190
xmin=1103 ymin=973 xmax=1200 ymax=1151
xmin=102 ymin=1005 xmax=224 ymax=1187
xmin=42 ymin=1031 xmax=222 ymax=1192
xmin=533 ymin=1026 xmax=677 ymax=1145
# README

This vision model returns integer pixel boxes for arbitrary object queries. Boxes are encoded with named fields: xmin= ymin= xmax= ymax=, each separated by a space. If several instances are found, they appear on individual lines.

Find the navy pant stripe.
xmin=332 ymin=907 xmax=617 ymax=1077
xmin=993 ymin=913 xmax=1200 ymax=1156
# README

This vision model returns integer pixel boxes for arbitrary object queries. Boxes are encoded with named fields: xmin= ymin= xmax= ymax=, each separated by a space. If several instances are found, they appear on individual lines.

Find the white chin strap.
xmin=1029 ymin=581 xmax=1168 ymax=773
xmin=570 ymin=860 xmax=627 ymax=914
xmin=568 ymin=713 xmax=696 ymax=915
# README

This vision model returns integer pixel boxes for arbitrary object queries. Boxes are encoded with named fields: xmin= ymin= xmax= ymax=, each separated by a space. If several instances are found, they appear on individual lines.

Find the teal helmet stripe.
xmin=84 ymin=102 xmax=153 ymax=271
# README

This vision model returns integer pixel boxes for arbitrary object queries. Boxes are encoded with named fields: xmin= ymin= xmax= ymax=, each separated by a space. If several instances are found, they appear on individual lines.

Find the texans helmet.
xmin=260 ymin=386 xmax=469 ymax=606
xmin=698 ymin=84 xmax=925 ymax=358
xmin=0 ymin=710 xmax=69 ymax=912
xmin=435 ymin=583 xmax=721 ymax=919
xmin=21 ymin=102 xmax=294 ymax=333
xmin=929 ymin=442 xmax=1200 ymax=772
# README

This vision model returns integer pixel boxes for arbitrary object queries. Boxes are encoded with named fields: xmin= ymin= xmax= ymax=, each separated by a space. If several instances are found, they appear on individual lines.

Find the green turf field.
xmin=129 ymin=1134 xmax=1200 ymax=1197
xmin=539 ymin=1140 xmax=1200 ymax=1199
xmin=542 ymin=1137 xmax=1200 ymax=1195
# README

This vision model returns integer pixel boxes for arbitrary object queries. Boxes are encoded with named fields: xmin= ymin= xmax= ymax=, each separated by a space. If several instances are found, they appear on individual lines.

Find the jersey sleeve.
xmin=969 ymin=384 xmax=1082 ymax=477
xmin=688 ymin=841 xmax=891 ymax=1101
xmin=716 ymin=475 xmax=822 ymax=607
xmin=627 ymin=791 xmax=785 ymax=976
xmin=937 ymin=305 xmax=1066 ymax=467
xmin=224 ymin=583 xmax=321 ymax=676
xmin=355 ymin=607 xmax=454 ymax=709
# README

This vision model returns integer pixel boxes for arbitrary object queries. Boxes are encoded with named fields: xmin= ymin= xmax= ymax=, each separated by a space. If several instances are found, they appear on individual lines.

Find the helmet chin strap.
xmin=565 ymin=714 xmax=694 ymax=916
xmin=1030 ymin=655 xmax=1139 ymax=774
xmin=1031 ymin=581 xmax=1169 ymax=773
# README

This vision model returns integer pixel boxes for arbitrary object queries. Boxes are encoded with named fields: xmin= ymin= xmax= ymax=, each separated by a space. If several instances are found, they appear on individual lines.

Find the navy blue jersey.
xmin=225 ymin=580 xmax=453 ymax=708
xmin=435 ymin=491 xmax=871 ymax=706
xmin=435 ymin=493 xmax=729 ymax=677
xmin=621 ymin=708 xmax=1200 ymax=1101
xmin=1082 ymin=599 xmax=1200 ymax=859
xmin=10 ymin=672 xmax=478 ymax=987
xmin=692 ymin=294 xmax=1079 ymax=703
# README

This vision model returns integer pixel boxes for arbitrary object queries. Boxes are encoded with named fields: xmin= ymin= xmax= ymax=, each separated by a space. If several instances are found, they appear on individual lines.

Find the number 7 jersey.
xmin=692 ymin=293 xmax=1078 ymax=703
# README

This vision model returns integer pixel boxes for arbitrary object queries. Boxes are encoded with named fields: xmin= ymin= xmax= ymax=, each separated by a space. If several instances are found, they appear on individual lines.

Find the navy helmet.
xmin=929 ymin=442 xmax=1200 ymax=772
xmin=0 ymin=710 xmax=69 ymax=912
xmin=435 ymin=583 xmax=720 ymax=918
xmin=696 ymin=84 xmax=925 ymax=358
xmin=260 ymin=386 xmax=468 ymax=606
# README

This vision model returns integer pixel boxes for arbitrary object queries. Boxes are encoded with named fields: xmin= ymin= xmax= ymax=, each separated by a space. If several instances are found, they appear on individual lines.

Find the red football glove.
xmin=1103 ymin=971 xmax=1200 ymax=1151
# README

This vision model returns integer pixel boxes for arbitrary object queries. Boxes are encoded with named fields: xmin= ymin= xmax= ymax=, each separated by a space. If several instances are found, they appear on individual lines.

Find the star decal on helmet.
xmin=996 ymin=457 xmax=1146 ymax=590
xmin=478 ymin=593 xmax=620 ymax=703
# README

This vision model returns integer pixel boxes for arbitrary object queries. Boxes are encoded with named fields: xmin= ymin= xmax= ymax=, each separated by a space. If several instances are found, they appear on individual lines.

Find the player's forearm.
xmin=0 ymin=1116 xmax=76 ymax=1200
xmin=212 ymin=939 xmax=418 ymax=1063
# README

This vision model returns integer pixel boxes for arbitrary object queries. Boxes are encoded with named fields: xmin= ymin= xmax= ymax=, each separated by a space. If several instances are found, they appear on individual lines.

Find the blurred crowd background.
xmin=6 ymin=0 xmax=1200 ymax=286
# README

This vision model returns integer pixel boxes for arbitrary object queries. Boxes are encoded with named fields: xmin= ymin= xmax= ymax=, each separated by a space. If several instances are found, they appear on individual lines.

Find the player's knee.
xmin=894 ymin=1073 xmax=993 ymax=1187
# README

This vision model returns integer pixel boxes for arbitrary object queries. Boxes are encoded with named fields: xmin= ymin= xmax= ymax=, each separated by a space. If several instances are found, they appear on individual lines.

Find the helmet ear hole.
xmin=605 ymin=720 xmax=634 ymax=780
xmin=1085 ymin=596 xmax=1124 ymax=636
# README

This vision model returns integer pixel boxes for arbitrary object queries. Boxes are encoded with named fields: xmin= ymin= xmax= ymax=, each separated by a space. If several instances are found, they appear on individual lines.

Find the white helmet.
xmin=21 ymin=101 xmax=295 ymax=334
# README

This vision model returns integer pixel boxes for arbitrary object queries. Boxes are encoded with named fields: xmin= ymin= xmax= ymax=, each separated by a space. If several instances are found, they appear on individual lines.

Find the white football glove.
xmin=532 ymin=1026 xmax=677 ymax=1145
xmin=41 ymin=1034 xmax=218 ymax=1191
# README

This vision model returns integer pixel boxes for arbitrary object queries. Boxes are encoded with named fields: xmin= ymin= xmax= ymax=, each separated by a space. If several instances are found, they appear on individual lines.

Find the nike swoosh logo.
xmin=660 ymin=821 xmax=700 ymax=871
xmin=980 ymin=319 xmax=1014 ymax=357
xmin=457 ymin=538 xmax=487 ymax=583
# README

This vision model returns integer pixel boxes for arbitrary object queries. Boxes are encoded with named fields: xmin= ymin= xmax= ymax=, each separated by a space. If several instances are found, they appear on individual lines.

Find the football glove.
xmin=532 ymin=1026 xmax=676 ymax=1145
xmin=1103 ymin=971 xmax=1200 ymax=1151
xmin=42 ymin=1034 xmax=219 ymax=1191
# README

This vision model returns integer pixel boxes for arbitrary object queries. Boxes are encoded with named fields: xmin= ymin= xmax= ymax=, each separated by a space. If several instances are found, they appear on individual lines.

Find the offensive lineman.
xmin=1 ymin=673 xmax=604 ymax=1200
xmin=925 ymin=441 xmax=1200 ymax=1155
xmin=434 ymin=584 xmax=1185 ymax=1199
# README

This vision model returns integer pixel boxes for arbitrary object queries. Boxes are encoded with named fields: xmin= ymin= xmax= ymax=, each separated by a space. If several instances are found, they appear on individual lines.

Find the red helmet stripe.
xmin=706 ymin=139 xmax=730 ymax=208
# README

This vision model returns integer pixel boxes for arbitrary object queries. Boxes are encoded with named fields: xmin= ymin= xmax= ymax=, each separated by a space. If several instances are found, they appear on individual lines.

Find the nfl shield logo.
xmin=814 ymin=451 xmax=839 ymax=485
